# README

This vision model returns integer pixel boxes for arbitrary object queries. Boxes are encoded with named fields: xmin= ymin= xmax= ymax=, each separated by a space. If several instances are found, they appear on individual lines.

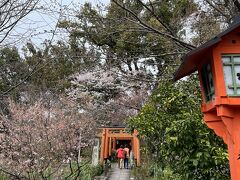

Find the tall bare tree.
xmin=0 ymin=0 xmax=39 ymax=43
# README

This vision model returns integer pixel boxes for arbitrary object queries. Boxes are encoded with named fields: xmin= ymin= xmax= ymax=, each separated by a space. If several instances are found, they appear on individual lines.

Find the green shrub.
xmin=0 ymin=173 xmax=8 ymax=180
xmin=80 ymin=163 xmax=103 ymax=180
xmin=129 ymin=77 xmax=230 ymax=179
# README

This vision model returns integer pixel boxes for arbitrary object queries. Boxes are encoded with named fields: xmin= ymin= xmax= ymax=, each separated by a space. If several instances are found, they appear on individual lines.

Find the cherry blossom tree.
xmin=0 ymin=95 xmax=95 ymax=179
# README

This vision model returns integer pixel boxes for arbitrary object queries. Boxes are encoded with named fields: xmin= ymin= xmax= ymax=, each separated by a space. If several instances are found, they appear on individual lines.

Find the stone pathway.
xmin=108 ymin=163 xmax=132 ymax=180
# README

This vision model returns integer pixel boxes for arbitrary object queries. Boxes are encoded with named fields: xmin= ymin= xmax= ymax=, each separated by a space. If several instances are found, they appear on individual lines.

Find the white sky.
xmin=2 ymin=0 xmax=110 ymax=47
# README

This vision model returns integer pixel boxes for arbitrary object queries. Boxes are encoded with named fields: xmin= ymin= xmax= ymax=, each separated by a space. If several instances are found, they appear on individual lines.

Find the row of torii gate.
xmin=97 ymin=126 xmax=141 ymax=166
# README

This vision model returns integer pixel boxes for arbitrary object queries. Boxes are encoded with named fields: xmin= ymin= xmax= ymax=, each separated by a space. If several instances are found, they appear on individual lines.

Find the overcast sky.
xmin=3 ymin=0 xmax=110 ymax=47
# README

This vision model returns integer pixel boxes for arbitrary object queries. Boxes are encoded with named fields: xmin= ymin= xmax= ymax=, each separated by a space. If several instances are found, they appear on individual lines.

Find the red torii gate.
xmin=98 ymin=126 xmax=140 ymax=166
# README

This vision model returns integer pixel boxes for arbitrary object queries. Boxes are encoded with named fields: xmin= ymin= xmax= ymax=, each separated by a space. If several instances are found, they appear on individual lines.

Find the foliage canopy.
xmin=129 ymin=76 xmax=229 ymax=179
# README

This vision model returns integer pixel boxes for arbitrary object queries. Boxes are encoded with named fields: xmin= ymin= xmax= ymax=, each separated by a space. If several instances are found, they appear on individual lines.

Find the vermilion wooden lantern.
xmin=174 ymin=18 xmax=240 ymax=180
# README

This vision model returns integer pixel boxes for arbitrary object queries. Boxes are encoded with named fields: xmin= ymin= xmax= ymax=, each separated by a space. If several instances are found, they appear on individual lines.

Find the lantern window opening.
xmin=201 ymin=63 xmax=215 ymax=102
xmin=222 ymin=54 xmax=240 ymax=96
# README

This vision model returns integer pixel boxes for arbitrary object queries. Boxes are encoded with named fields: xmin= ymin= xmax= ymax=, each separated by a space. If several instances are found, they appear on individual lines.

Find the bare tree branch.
xmin=0 ymin=2 xmax=63 ymax=98
xmin=205 ymin=0 xmax=230 ymax=19
xmin=112 ymin=0 xmax=196 ymax=50
xmin=136 ymin=0 xmax=175 ymax=36
xmin=0 ymin=0 xmax=40 ymax=43
xmin=0 ymin=166 xmax=24 ymax=179
xmin=0 ymin=60 xmax=42 ymax=97
xmin=232 ymin=0 xmax=240 ymax=12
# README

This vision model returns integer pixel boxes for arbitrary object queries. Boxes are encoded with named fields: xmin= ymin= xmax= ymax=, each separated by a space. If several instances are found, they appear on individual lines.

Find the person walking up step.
xmin=124 ymin=144 xmax=130 ymax=169
xmin=117 ymin=145 xmax=125 ymax=169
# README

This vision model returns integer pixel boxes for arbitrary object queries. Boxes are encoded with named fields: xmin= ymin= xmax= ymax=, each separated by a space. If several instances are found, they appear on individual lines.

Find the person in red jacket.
xmin=117 ymin=145 xmax=125 ymax=169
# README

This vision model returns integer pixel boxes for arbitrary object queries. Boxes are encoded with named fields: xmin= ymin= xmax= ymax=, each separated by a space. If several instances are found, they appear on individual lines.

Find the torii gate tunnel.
xmin=98 ymin=127 xmax=140 ymax=166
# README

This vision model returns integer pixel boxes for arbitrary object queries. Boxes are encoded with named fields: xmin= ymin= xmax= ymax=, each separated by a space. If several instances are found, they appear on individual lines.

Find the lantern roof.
xmin=174 ymin=16 xmax=240 ymax=81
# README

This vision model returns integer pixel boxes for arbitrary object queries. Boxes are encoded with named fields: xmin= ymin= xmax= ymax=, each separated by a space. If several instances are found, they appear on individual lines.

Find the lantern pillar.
xmin=203 ymin=106 xmax=240 ymax=180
